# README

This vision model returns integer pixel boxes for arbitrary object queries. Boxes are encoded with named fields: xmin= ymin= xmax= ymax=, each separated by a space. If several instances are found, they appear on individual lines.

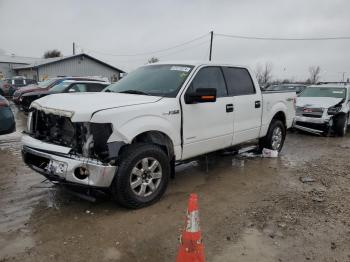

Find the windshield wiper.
xmin=119 ymin=90 xmax=150 ymax=95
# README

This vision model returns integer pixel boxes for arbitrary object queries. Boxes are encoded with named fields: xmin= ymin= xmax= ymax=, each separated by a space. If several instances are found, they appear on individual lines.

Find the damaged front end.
xmin=28 ymin=108 xmax=115 ymax=161
xmin=293 ymin=101 xmax=344 ymax=135
xmin=22 ymin=108 xmax=122 ymax=188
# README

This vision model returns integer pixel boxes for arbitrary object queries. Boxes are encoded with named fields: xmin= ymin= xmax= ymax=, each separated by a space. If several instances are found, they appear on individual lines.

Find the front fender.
xmin=116 ymin=115 xmax=180 ymax=145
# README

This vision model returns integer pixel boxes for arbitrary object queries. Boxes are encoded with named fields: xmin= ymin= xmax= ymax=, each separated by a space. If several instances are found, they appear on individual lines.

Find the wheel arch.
xmin=271 ymin=111 xmax=287 ymax=128
xmin=131 ymin=130 xmax=175 ymax=160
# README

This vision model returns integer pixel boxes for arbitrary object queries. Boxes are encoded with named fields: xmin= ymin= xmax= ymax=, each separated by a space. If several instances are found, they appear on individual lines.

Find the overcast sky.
xmin=1 ymin=0 xmax=350 ymax=81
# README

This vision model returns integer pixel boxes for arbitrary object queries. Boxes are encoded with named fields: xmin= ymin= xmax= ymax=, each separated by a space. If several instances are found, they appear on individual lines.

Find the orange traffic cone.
xmin=176 ymin=193 xmax=205 ymax=262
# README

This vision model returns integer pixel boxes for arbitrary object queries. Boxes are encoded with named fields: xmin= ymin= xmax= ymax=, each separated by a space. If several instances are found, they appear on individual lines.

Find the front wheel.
xmin=111 ymin=143 xmax=170 ymax=209
xmin=334 ymin=114 xmax=348 ymax=137
xmin=259 ymin=119 xmax=286 ymax=152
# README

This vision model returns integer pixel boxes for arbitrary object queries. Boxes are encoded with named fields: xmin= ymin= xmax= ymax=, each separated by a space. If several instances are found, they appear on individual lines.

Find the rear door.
xmin=181 ymin=66 xmax=234 ymax=159
xmin=222 ymin=67 xmax=262 ymax=145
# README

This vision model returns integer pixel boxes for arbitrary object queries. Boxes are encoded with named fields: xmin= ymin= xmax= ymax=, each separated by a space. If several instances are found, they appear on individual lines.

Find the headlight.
xmin=87 ymin=123 xmax=113 ymax=160
xmin=327 ymin=105 xmax=342 ymax=115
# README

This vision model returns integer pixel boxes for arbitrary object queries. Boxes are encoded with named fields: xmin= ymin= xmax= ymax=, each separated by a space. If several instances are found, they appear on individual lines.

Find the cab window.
xmin=188 ymin=67 xmax=227 ymax=97
xmin=222 ymin=67 xmax=256 ymax=96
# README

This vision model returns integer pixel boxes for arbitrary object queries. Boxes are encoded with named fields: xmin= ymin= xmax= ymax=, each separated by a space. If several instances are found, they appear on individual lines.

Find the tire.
xmin=334 ymin=114 xmax=348 ymax=137
xmin=111 ymin=143 xmax=170 ymax=209
xmin=258 ymin=119 xmax=286 ymax=152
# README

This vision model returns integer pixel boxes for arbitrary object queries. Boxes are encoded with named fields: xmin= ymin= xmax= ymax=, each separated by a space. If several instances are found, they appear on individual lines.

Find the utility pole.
xmin=209 ymin=31 xmax=213 ymax=61
xmin=73 ymin=42 xmax=76 ymax=55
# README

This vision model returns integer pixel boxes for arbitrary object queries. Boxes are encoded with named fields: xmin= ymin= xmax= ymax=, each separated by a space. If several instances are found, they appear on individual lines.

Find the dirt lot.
xmin=1 ymin=105 xmax=350 ymax=262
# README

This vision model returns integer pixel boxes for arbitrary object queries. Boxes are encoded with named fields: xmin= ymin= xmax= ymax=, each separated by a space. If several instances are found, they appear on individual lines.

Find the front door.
xmin=181 ymin=66 xmax=234 ymax=159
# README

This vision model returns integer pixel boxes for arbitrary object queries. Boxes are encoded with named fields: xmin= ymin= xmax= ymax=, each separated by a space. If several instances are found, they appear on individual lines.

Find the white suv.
xmin=294 ymin=84 xmax=350 ymax=136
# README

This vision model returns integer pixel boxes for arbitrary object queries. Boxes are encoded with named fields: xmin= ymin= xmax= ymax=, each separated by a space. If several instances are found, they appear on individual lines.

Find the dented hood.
xmin=31 ymin=92 xmax=162 ymax=122
xmin=296 ymin=97 xmax=343 ymax=109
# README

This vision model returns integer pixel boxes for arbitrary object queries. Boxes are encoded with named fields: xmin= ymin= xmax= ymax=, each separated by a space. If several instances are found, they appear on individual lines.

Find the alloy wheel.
xmin=129 ymin=157 xmax=162 ymax=197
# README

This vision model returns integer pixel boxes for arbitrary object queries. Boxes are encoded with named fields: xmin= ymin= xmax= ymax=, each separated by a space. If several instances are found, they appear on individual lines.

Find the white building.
xmin=0 ymin=53 xmax=125 ymax=82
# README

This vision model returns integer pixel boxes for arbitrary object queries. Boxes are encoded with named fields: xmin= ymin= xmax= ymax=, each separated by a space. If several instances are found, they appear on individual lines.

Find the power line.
xmin=215 ymin=33 xmax=350 ymax=41
xmin=80 ymin=33 xmax=209 ymax=57
xmin=85 ymin=40 xmax=209 ymax=64
xmin=158 ymin=40 xmax=209 ymax=59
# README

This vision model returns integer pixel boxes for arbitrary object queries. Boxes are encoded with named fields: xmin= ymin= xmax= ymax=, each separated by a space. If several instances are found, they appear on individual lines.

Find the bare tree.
xmin=43 ymin=49 xmax=62 ymax=58
xmin=255 ymin=62 xmax=273 ymax=88
xmin=147 ymin=57 xmax=159 ymax=64
xmin=308 ymin=66 xmax=321 ymax=84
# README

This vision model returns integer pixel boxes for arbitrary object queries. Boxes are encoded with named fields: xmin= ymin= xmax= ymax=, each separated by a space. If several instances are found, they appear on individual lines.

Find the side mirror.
xmin=185 ymin=88 xmax=217 ymax=104
xmin=68 ymin=88 xmax=76 ymax=92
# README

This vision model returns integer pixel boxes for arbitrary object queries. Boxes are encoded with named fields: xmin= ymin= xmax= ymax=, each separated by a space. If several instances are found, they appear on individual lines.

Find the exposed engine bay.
xmin=29 ymin=109 xmax=113 ymax=162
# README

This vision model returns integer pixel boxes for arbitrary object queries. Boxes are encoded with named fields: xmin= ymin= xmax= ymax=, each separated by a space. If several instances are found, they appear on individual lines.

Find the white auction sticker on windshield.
xmin=170 ymin=66 xmax=191 ymax=72
xmin=333 ymin=91 xmax=344 ymax=94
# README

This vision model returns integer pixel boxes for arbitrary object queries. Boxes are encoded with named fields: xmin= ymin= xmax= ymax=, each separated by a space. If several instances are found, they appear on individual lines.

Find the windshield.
xmin=37 ymin=78 xmax=57 ymax=88
xmin=104 ymin=64 xmax=194 ymax=97
xmin=299 ymin=87 xmax=346 ymax=99
xmin=50 ymin=81 xmax=71 ymax=92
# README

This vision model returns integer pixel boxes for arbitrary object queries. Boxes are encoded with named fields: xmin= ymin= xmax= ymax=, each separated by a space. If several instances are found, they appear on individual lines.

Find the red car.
xmin=12 ymin=78 xmax=58 ymax=104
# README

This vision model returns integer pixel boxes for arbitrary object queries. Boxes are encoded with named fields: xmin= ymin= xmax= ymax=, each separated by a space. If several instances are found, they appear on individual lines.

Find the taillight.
xmin=0 ymin=99 xmax=9 ymax=108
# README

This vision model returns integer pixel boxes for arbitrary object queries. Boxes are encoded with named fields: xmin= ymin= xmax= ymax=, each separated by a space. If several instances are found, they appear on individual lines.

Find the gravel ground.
xmin=1 ymin=104 xmax=350 ymax=262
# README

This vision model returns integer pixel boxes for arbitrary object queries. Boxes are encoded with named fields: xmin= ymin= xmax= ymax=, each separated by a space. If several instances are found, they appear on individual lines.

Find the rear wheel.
xmin=334 ymin=114 xmax=348 ymax=137
xmin=111 ymin=143 xmax=170 ymax=209
xmin=259 ymin=119 xmax=286 ymax=152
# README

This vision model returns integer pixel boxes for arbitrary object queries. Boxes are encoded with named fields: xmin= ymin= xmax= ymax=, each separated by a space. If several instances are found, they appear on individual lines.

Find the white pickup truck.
xmin=22 ymin=62 xmax=296 ymax=208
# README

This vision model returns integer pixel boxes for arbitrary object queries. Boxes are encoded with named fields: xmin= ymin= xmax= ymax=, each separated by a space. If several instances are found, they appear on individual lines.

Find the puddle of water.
xmin=212 ymin=228 xmax=277 ymax=262
xmin=104 ymin=247 xmax=122 ymax=261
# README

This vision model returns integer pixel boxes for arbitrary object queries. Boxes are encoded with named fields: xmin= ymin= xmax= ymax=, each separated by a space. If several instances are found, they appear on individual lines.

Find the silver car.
xmin=293 ymin=84 xmax=350 ymax=136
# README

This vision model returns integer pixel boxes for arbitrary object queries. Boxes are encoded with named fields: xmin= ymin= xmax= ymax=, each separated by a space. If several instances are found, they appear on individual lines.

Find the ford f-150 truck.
xmin=22 ymin=62 xmax=296 ymax=208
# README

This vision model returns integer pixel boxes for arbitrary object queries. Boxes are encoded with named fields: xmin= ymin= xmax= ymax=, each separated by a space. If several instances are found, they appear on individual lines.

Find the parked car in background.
xmin=22 ymin=61 xmax=296 ymax=208
xmin=14 ymin=77 xmax=108 ymax=105
xmin=0 ymin=80 xmax=5 ymax=96
xmin=265 ymin=84 xmax=307 ymax=95
xmin=0 ymin=95 xmax=15 ymax=135
xmin=20 ymin=79 xmax=110 ymax=111
xmin=293 ymin=84 xmax=350 ymax=136
xmin=0 ymin=78 xmax=11 ymax=96
xmin=13 ymin=78 xmax=59 ymax=105
xmin=0 ymin=76 xmax=37 ymax=96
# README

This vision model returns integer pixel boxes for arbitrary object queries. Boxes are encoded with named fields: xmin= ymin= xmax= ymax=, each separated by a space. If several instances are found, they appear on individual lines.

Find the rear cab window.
xmin=222 ymin=67 xmax=256 ymax=96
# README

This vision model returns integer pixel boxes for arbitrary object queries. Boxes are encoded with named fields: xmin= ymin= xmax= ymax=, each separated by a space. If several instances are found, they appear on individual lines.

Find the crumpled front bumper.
xmin=21 ymin=135 xmax=117 ymax=188
xmin=293 ymin=116 xmax=332 ymax=134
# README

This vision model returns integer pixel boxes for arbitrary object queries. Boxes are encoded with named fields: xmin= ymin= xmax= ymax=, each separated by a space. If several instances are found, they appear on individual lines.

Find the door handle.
xmin=255 ymin=101 xmax=261 ymax=108
xmin=226 ymin=104 xmax=234 ymax=112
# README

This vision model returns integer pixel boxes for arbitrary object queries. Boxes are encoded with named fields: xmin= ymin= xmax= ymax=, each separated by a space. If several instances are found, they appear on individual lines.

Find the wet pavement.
xmin=1 ymin=103 xmax=350 ymax=261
